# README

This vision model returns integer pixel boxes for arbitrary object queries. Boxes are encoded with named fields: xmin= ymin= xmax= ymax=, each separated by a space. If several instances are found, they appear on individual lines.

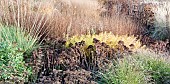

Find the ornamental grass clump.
xmin=0 ymin=0 xmax=54 ymax=39
xmin=99 ymin=50 xmax=170 ymax=84
xmin=98 ymin=56 xmax=146 ymax=84
xmin=0 ymin=25 xmax=38 ymax=53
xmin=134 ymin=50 xmax=170 ymax=84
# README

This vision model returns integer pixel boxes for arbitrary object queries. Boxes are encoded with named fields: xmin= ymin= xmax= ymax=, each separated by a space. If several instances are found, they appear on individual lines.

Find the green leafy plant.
xmin=0 ymin=25 xmax=38 ymax=83
xmin=98 ymin=50 xmax=170 ymax=84
xmin=0 ymin=41 xmax=32 ymax=83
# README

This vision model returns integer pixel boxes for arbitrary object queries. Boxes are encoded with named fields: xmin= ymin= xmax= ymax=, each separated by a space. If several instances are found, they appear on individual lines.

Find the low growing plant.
xmin=0 ymin=25 xmax=39 ymax=83
xmin=98 ymin=56 xmax=146 ymax=84
xmin=66 ymin=32 xmax=143 ymax=50
xmin=0 ymin=41 xmax=32 ymax=83
xmin=133 ymin=50 xmax=170 ymax=84
xmin=99 ymin=50 xmax=170 ymax=84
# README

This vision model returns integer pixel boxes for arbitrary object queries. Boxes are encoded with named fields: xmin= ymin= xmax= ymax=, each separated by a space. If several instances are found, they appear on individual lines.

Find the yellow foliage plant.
xmin=66 ymin=32 xmax=144 ymax=50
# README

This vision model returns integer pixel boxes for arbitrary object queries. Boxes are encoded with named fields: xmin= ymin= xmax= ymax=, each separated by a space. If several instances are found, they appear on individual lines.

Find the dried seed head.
xmin=80 ymin=40 xmax=85 ymax=46
xmin=69 ymin=43 xmax=73 ymax=47
xmin=93 ymin=38 xmax=100 ymax=43
xmin=129 ymin=44 xmax=135 ymax=50
xmin=101 ymin=42 xmax=107 ymax=47
xmin=105 ymin=45 xmax=110 ymax=48
xmin=118 ymin=40 xmax=124 ymax=45
xmin=123 ymin=45 xmax=129 ymax=51
xmin=75 ymin=42 xmax=79 ymax=46
xmin=87 ymin=45 xmax=94 ymax=49
xmin=129 ymin=44 xmax=135 ymax=47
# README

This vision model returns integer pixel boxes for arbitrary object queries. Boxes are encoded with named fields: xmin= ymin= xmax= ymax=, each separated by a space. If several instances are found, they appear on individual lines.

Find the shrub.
xmin=28 ymin=36 xmax=137 ymax=83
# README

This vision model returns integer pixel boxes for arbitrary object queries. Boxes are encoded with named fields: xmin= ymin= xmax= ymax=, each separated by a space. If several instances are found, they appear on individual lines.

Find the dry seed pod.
xmin=118 ymin=40 xmax=124 ymax=45
xmin=93 ymin=38 xmax=100 ymax=43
